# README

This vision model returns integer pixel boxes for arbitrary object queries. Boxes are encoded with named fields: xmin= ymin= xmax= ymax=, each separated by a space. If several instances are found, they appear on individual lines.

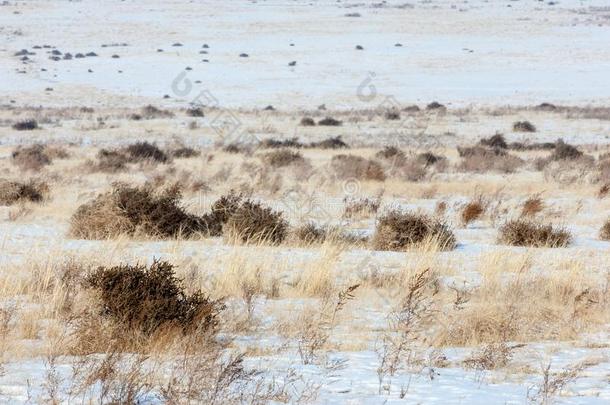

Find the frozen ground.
xmin=2 ymin=0 xmax=610 ymax=108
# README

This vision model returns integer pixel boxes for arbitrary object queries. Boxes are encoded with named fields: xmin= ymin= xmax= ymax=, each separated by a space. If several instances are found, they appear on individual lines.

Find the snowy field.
xmin=1 ymin=1 xmax=610 ymax=404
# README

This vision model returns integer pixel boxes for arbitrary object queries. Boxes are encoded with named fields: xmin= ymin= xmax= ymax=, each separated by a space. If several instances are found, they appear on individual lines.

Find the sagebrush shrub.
xmin=171 ymin=147 xmax=201 ymax=158
xmin=125 ymin=141 xmax=169 ymax=163
xmin=85 ymin=260 xmax=220 ymax=335
xmin=550 ymin=139 xmax=582 ymax=161
xmin=372 ymin=210 xmax=456 ymax=251
xmin=498 ymin=220 xmax=571 ymax=248
xmin=479 ymin=133 xmax=507 ymax=149
xmin=300 ymin=117 xmax=316 ymax=126
xmin=70 ymin=184 xmax=211 ymax=239
xmin=12 ymin=119 xmax=39 ymax=131
xmin=224 ymin=200 xmax=288 ymax=245
xmin=293 ymin=222 xmax=327 ymax=245
xmin=260 ymin=137 xmax=304 ymax=149
xmin=309 ymin=136 xmax=348 ymax=149
xmin=317 ymin=117 xmax=342 ymax=126
xmin=512 ymin=121 xmax=536 ymax=132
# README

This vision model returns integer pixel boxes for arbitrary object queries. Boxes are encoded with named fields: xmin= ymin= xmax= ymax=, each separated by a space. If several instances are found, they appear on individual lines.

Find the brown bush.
xmin=509 ymin=141 xmax=555 ymax=151
xmin=317 ymin=117 xmax=342 ymax=126
xmin=550 ymin=139 xmax=582 ymax=161
xmin=85 ymin=260 xmax=221 ymax=336
xmin=185 ymin=107 xmax=204 ymax=117
xmin=460 ymin=198 xmax=485 ymax=226
xmin=171 ymin=147 xmax=201 ymax=158
xmin=375 ymin=146 xmax=405 ymax=161
xmin=372 ymin=210 xmax=456 ymax=251
xmin=597 ymin=218 xmax=610 ymax=241
xmin=224 ymin=200 xmax=288 ymax=245
xmin=125 ymin=141 xmax=169 ymax=163
xmin=309 ymin=136 xmax=348 ymax=149
xmin=140 ymin=105 xmax=174 ymax=119
xmin=260 ymin=137 xmax=304 ymax=149
xmin=94 ymin=149 xmax=129 ymax=172
xmin=70 ymin=184 xmax=212 ymax=239
xmin=384 ymin=111 xmax=400 ymax=120
xmin=426 ymin=101 xmax=446 ymax=111
xmin=12 ymin=119 xmax=39 ymax=131
xmin=457 ymin=146 xmax=523 ymax=173
xmin=202 ymin=191 xmax=244 ymax=236
xmin=479 ymin=133 xmax=507 ymax=149
xmin=331 ymin=154 xmax=386 ymax=181
xmin=0 ymin=179 xmax=48 ymax=205
xmin=300 ymin=117 xmax=316 ymax=126
xmin=12 ymin=144 xmax=52 ymax=171
xmin=521 ymin=195 xmax=544 ymax=217
xmin=416 ymin=152 xmax=446 ymax=168
xmin=498 ymin=220 xmax=571 ymax=248
xmin=512 ymin=121 xmax=536 ymax=132
xmin=293 ymin=222 xmax=327 ymax=245
xmin=261 ymin=149 xmax=305 ymax=167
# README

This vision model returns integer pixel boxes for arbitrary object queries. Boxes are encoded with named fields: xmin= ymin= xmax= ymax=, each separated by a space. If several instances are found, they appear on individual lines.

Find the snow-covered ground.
xmin=2 ymin=0 xmax=610 ymax=108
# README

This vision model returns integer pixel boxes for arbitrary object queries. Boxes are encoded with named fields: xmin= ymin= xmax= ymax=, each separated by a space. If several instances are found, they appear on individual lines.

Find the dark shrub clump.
xmin=70 ymin=184 xmax=211 ymax=239
xmin=372 ymin=211 xmax=456 ymax=251
xmin=318 ymin=117 xmax=342 ymax=126
xmin=260 ymin=137 xmax=304 ymax=149
xmin=512 ymin=121 xmax=536 ymax=132
xmin=293 ymin=222 xmax=327 ymax=245
xmin=0 ymin=179 xmax=48 ymax=205
xmin=461 ymin=198 xmax=485 ymax=226
xmin=331 ymin=154 xmax=385 ymax=181
xmin=309 ymin=136 xmax=348 ymax=149
xmin=479 ymin=133 xmax=507 ymax=149
xmin=12 ymin=119 xmax=39 ymax=131
xmin=375 ymin=146 xmax=405 ymax=161
xmin=599 ymin=219 xmax=610 ymax=241
xmin=300 ymin=117 xmax=316 ymax=126
xmin=224 ymin=200 xmax=288 ymax=245
xmin=550 ymin=139 xmax=582 ymax=161
xmin=498 ymin=220 xmax=571 ymax=248
xmin=185 ymin=107 xmax=204 ymax=117
xmin=125 ymin=141 xmax=169 ymax=163
xmin=85 ymin=260 xmax=220 ymax=336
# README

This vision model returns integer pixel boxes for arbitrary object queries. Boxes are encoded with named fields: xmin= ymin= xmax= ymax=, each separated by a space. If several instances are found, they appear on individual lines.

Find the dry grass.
xmin=457 ymin=146 xmax=523 ymax=173
xmin=261 ymin=149 xmax=306 ymax=168
xmin=498 ymin=220 xmax=572 ymax=248
xmin=12 ymin=144 xmax=52 ymax=171
xmin=521 ymin=195 xmax=544 ymax=217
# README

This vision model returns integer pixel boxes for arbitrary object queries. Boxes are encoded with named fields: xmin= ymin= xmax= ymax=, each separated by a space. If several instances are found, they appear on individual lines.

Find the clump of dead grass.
xmin=0 ymin=179 xmax=48 ymax=205
xmin=372 ymin=210 xmax=456 ymax=251
xmin=521 ymin=195 xmax=544 ymax=217
xmin=460 ymin=196 xmax=485 ymax=226
xmin=498 ymin=219 xmax=571 ymax=247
